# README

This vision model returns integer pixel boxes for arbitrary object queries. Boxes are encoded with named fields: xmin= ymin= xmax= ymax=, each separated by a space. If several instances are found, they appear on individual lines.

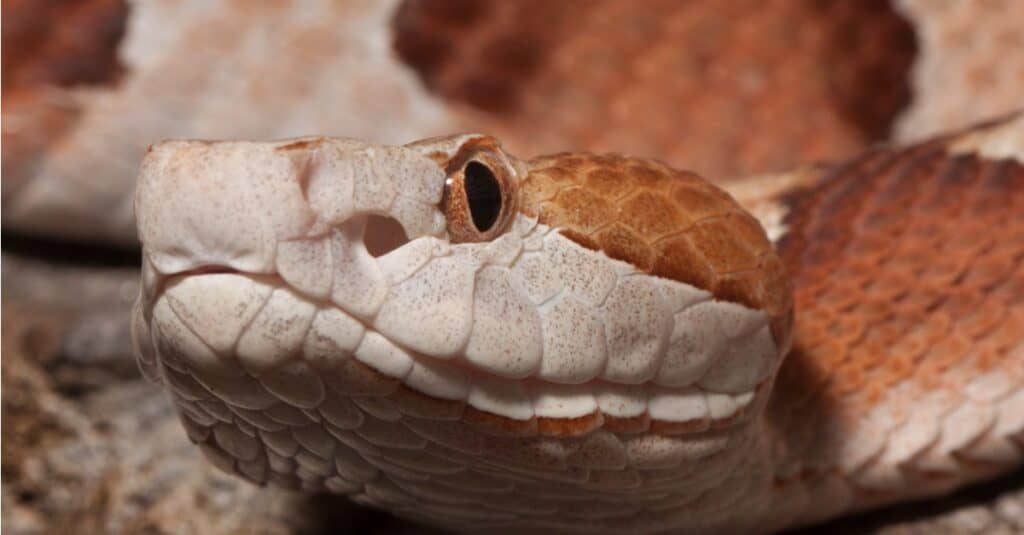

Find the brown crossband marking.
xmin=2 ymin=0 xmax=129 ymax=92
xmin=393 ymin=0 xmax=915 ymax=179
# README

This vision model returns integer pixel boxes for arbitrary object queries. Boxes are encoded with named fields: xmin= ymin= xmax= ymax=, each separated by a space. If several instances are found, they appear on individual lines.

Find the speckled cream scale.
xmin=132 ymin=114 xmax=1024 ymax=533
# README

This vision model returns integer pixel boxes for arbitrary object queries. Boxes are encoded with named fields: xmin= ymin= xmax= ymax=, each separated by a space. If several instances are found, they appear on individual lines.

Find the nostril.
xmin=364 ymin=214 xmax=410 ymax=257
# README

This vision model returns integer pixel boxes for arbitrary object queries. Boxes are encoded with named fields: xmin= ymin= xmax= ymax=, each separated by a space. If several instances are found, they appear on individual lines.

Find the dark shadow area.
xmin=2 ymin=231 xmax=140 ymax=268
xmin=304 ymin=494 xmax=448 ymax=535
xmin=790 ymin=469 xmax=1024 ymax=534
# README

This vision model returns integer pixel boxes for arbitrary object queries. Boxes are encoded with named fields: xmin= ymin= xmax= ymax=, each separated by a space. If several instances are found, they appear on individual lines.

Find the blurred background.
xmin=2 ymin=1 xmax=1022 ymax=533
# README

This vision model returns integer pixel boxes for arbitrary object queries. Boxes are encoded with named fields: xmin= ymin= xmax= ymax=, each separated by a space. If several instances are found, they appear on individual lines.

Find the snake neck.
xmin=749 ymin=118 xmax=1024 ymax=530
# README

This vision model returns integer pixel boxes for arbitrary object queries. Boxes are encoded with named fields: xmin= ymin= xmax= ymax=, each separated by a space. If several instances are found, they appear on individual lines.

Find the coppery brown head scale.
xmin=519 ymin=152 xmax=794 ymax=349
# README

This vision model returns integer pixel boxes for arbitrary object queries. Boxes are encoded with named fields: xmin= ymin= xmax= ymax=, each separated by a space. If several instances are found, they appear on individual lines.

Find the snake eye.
xmin=464 ymin=161 xmax=501 ymax=232
xmin=443 ymin=153 xmax=514 ymax=243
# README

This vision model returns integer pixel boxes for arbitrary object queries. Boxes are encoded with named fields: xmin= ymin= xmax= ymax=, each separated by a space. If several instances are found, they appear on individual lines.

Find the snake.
xmin=131 ymin=112 xmax=1024 ymax=533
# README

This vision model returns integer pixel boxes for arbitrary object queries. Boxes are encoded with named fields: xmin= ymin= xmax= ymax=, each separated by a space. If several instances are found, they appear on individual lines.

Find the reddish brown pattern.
xmin=1 ymin=0 xmax=128 ymax=202
xmin=1 ymin=0 xmax=127 ymax=92
xmin=394 ymin=0 xmax=916 ymax=180
xmin=775 ymin=133 xmax=1024 ymax=422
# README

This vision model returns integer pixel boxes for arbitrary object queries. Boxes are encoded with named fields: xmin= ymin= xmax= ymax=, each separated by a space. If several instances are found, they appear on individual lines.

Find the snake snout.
xmin=135 ymin=137 xmax=449 ymax=278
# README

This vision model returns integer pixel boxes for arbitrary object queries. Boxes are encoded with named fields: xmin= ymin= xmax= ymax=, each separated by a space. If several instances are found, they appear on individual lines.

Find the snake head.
xmin=132 ymin=133 xmax=793 ymax=493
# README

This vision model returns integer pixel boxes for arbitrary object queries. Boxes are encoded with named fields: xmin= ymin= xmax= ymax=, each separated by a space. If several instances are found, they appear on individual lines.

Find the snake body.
xmin=132 ymin=114 xmax=1024 ymax=533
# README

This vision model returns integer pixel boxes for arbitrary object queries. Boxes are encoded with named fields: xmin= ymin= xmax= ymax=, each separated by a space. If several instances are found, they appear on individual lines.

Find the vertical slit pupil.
xmin=464 ymin=161 xmax=502 ymax=232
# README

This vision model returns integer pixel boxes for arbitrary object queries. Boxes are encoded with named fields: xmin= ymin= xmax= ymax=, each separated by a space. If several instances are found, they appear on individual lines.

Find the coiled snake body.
xmin=132 ymin=114 xmax=1024 ymax=533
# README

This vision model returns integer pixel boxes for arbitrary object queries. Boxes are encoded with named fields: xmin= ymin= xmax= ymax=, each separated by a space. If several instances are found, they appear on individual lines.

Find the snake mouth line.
xmin=146 ymin=263 xmax=767 ymax=439
xmin=172 ymin=265 xmax=242 ymax=277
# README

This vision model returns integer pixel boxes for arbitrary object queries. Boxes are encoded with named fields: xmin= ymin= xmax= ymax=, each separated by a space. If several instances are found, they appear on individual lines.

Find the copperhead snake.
xmin=130 ymin=113 xmax=1024 ymax=533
